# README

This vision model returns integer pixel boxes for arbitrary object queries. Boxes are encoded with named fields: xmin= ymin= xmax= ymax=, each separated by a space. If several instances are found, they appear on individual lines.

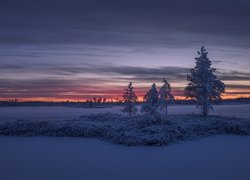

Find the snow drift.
xmin=0 ymin=113 xmax=250 ymax=146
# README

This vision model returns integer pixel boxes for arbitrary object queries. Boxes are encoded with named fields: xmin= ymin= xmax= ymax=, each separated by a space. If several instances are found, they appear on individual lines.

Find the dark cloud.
xmin=1 ymin=61 xmax=250 ymax=99
xmin=226 ymin=85 xmax=250 ymax=89
xmin=0 ymin=61 xmax=189 ymax=81
xmin=1 ymin=61 xmax=250 ymax=82
xmin=0 ymin=78 xmax=122 ymax=99
xmin=217 ymin=71 xmax=250 ymax=81
xmin=0 ymin=0 xmax=250 ymax=48
xmin=212 ymin=60 xmax=223 ymax=65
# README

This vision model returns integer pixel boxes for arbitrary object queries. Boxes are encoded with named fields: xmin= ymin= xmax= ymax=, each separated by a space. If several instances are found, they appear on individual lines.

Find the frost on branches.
xmin=122 ymin=82 xmax=138 ymax=118
xmin=141 ymin=83 xmax=159 ymax=116
xmin=1 ymin=114 xmax=250 ymax=146
xmin=159 ymin=78 xmax=174 ymax=117
xmin=185 ymin=46 xmax=225 ymax=116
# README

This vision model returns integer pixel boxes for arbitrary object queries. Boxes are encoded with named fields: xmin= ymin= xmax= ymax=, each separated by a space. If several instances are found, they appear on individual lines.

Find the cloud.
xmin=226 ymin=84 xmax=250 ymax=89
xmin=1 ymin=61 xmax=250 ymax=99
xmin=2 ymin=60 xmax=250 ymax=82
xmin=1 ymin=0 xmax=250 ymax=100
xmin=0 ymin=78 xmax=123 ymax=99
xmin=0 ymin=0 xmax=250 ymax=49
xmin=224 ymin=92 xmax=250 ymax=95
xmin=0 ymin=61 xmax=190 ymax=81
xmin=217 ymin=71 xmax=250 ymax=81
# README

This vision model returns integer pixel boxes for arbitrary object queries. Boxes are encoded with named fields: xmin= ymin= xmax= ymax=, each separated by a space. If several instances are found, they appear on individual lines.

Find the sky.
xmin=1 ymin=0 xmax=250 ymax=101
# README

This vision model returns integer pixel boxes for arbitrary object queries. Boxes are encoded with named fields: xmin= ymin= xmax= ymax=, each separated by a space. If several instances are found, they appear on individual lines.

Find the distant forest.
xmin=1 ymin=97 xmax=250 ymax=108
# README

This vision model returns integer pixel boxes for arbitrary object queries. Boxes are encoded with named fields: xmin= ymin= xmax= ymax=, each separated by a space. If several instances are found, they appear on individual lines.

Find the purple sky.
xmin=1 ymin=0 xmax=250 ymax=100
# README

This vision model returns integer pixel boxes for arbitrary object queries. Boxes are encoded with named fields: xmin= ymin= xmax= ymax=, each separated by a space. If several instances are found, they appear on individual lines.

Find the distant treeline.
xmin=1 ymin=97 xmax=250 ymax=107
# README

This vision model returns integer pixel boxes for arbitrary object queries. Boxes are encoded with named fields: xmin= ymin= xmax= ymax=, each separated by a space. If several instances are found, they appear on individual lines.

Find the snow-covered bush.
xmin=0 ymin=113 xmax=250 ymax=146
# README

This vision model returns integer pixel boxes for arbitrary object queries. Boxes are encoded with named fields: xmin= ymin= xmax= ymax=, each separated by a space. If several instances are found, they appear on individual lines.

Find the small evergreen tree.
xmin=97 ymin=97 xmax=102 ymax=104
xmin=122 ymin=82 xmax=138 ymax=118
xmin=159 ymin=78 xmax=174 ymax=117
xmin=185 ymin=46 xmax=225 ymax=116
xmin=141 ymin=83 xmax=159 ymax=116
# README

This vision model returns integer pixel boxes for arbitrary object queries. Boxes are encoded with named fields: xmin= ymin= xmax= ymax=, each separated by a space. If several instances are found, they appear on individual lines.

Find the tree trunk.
xmin=202 ymin=105 xmax=208 ymax=116
xmin=165 ymin=104 xmax=168 ymax=116
xmin=129 ymin=107 xmax=131 ymax=119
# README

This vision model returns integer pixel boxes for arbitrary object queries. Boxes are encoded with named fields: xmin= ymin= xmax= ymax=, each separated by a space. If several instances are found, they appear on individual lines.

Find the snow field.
xmin=0 ymin=135 xmax=250 ymax=180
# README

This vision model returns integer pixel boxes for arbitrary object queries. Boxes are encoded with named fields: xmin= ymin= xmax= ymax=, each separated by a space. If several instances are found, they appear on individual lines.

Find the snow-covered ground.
xmin=0 ymin=106 xmax=122 ymax=122
xmin=0 ymin=104 xmax=249 ymax=122
xmin=0 ymin=135 xmax=250 ymax=180
xmin=0 ymin=104 xmax=250 ymax=180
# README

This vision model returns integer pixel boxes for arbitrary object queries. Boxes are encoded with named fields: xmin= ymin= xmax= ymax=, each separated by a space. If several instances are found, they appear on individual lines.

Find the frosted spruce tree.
xmin=122 ymin=82 xmax=138 ymax=118
xmin=141 ymin=83 xmax=159 ymax=116
xmin=159 ymin=78 xmax=174 ymax=117
xmin=185 ymin=46 xmax=225 ymax=116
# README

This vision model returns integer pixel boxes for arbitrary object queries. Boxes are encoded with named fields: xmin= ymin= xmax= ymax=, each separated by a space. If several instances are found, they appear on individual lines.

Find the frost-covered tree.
xmin=185 ymin=46 xmax=225 ymax=116
xmin=159 ymin=79 xmax=174 ymax=117
xmin=141 ymin=83 xmax=159 ymax=116
xmin=122 ymin=82 xmax=138 ymax=118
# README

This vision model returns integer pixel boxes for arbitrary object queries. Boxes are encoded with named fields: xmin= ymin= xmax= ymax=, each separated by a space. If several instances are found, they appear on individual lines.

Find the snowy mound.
xmin=0 ymin=113 xmax=250 ymax=146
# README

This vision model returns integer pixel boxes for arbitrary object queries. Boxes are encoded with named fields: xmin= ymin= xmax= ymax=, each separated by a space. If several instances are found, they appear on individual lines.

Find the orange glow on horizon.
xmin=1 ymin=80 xmax=250 ymax=102
xmin=1 ymin=94 xmax=250 ymax=102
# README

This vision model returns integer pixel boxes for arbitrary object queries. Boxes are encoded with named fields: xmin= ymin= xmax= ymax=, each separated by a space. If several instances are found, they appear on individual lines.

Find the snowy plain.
xmin=0 ymin=136 xmax=250 ymax=180
xmin=0 ymin=104 xmax=250 ymax=180
xmin=0 ymin=104 xmax=250 ymax=122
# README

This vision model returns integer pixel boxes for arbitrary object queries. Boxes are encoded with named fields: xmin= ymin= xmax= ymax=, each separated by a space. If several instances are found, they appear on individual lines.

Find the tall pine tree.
xmin=122 ymin=82 xmax=138 ymax=118
xmin=185 ymin=46 xmax=225 ymax=116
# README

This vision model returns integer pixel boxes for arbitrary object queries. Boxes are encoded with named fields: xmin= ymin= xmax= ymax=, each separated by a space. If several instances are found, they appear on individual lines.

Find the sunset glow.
xmin=0 ymin=0 xmax=250 ymax=102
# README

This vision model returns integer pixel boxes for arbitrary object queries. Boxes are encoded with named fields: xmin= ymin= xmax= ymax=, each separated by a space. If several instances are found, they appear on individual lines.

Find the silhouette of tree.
xmin=159 ymin=78 xmax=174 ymax=117
xmin=185 ymin=46 xmax=225 ymax=116
xmin=141 ymin=83 xmax=159 ymax=116
xmin=122 ymin=82 xmax=138 ymax=118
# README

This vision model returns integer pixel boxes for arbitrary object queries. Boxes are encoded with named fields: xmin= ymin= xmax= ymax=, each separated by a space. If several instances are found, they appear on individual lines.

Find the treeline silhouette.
xmin=0 ymin=97 xmax=249 ymax=107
